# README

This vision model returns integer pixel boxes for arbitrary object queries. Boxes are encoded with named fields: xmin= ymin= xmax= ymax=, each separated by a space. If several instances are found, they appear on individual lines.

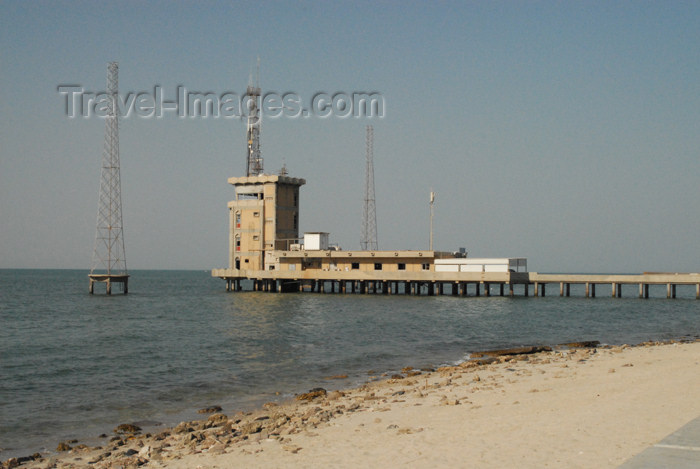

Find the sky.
xmin=1 ymin=1 xmax=699 ymax=273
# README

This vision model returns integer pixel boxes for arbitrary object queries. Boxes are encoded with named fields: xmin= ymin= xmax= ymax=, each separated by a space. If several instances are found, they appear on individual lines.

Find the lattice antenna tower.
xmin=245 ymin=58 xmax=263 ymax=176
xmin=90 ymin=62 xmax=127 ymax=277
xmin=361 ymin=125 xmax=378 ymax=250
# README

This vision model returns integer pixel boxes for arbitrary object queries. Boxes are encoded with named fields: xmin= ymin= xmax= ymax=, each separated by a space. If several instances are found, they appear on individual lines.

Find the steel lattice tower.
xmin=361 ymin=125 xmax=378 ymax=250
xmin=89 ymin=62 xmax=128 ymax=294
xmin=245 ymin=60 xmax=263 ymax=176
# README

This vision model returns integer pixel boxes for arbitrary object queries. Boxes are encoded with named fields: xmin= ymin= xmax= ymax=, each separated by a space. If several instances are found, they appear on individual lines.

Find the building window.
xmin=254 ymin=211 xmax=260 ymax=217
xmin=374 ymin=263 xmax=382 ymax=270
xmin=422 ymin=263 xmax=430 ymax=270
xmin=398 ymin=263 xmax=406 ymax=270
xmin=235 ymin=237 xmax=241 ymax=251
xmin=235 ymin=211 xmax=241 ymax=228
xmin=235 ymin=258 xmax=240 ymax=269
xmin=351 ymin=262 xmax=360 ymax=270
xmin=253 ymin=235 xmax=259 ymax=241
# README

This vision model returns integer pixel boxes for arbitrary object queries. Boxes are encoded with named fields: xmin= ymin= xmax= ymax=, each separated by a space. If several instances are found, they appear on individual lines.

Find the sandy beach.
xmin=5 ymin=340 xmax=699 ymax=469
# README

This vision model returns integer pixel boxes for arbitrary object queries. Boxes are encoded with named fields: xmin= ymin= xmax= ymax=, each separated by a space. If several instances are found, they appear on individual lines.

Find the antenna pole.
xmin=361 ymin=125 xmax=378 ymax=250
xmin=245 ymin=59 xmax=263 ymax=176
xmin=430 ymin=190 xmax=435 ymax=251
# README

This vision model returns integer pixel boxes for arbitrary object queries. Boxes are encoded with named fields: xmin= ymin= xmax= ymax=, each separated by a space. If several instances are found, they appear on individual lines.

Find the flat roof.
xmin=228 ymin=175 xmax=306 ymax=186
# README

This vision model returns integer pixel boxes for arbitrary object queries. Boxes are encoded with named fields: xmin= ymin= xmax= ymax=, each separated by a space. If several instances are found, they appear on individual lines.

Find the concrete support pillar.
xmin=559 ymin=282 xmax=564 ymax=297
xmin=541 ymin=284 xmax=546 ymax=297
xmin=106 ymin=279 xmax=112 ymax=295
xmin=524 ymin=283 xmax=528 ymax=297
xmin=475 ymin=283 xmax=480 ymax=297
xmin=509 ymin=282 xmax=514 ymax=297
xmin=585 ymin=282 xmax=589 ymax=298
xmin=277 ymin=281 xmax=283 ymax=293
xmin=667 ymin=284 xmax=676 ymax=299
xmin=428 ymin=283 xmax=435 ymax=296
xmin=499 ymin=283 xmax=504 ymax=296
xmin=591 ymin=284 xmax=596 ymax=297
xmin=639 ymin=283 xmax=644 ymax=299
xmin=484 ymin=283 xmax=490 ymax=297
xmin=697 ymin=284 xmax=700 ymax=300
xmin=382 ymin=281 xmax=389 ymax=295
xmin=613 ymin=283 xmax=622 ymax=298
xmin=534 ymin=282 xmax=539 ymax=297
xmin=461 ymin=282 xmax=468 ymax=296
xmin=566 ymin=283 xmax=570 ymax=297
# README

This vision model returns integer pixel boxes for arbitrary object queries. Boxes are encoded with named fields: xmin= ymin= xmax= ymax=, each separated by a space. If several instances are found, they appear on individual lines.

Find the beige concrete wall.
xmin=278 ymin=255 xmax=433 ymax=273
xmin=227 ymin=176 xmax=304 ymax=272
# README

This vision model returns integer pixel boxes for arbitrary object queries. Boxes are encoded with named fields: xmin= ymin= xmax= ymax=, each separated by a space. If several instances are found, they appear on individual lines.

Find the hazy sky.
xmin=1 ymin=1 xmax=698 ymax=273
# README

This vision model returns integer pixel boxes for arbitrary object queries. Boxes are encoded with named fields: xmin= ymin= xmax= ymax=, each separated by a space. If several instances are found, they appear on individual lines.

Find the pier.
xmin=212 ymin=269 xmax=700 ymax=299
xmin=212 ymin=149 xmax=699 ymax=301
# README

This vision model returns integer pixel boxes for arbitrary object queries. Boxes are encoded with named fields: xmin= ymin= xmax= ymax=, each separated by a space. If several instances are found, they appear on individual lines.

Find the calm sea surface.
xmin=1 ymin=269 xmax=699 ymax=458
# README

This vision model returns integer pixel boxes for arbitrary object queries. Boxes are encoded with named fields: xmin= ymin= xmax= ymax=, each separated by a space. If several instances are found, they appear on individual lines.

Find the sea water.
xmin=1 ymin=269 xmax=699 ymax=459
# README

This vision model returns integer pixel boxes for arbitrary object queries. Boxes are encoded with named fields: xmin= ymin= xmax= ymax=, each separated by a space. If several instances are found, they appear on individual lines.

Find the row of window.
xmin=354 ymin=263 xmax=430 ymax=271
xmin=235 ymin=211 xmax=298 ymax=230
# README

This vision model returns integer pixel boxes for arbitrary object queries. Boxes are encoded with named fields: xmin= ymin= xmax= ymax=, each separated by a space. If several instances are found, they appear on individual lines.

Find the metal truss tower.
xmin=245 ymin=59 xmax=263 ymax=176
xmin=89 ymin=62 xmax=128 ymax=294
xmin=361 ymin=125 xmax=378 ymax=250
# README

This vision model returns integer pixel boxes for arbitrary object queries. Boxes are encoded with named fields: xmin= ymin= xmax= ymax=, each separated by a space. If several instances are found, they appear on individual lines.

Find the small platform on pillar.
xmin=89 ymin=274 xmax=129 ymax=295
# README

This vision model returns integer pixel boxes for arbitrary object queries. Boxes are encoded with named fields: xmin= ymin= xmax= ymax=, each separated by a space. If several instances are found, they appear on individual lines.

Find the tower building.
xmin=228 ymin=175 xmax=305 ymax=271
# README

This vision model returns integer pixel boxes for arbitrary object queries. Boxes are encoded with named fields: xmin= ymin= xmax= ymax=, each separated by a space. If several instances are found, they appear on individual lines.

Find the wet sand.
xmin=5 ymin=340 xmax=699 ymax=469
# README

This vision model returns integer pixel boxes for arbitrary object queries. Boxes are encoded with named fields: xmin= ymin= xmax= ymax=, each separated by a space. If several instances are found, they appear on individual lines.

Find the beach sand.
xmin=5 ymin=340 xmax=699 ymax=469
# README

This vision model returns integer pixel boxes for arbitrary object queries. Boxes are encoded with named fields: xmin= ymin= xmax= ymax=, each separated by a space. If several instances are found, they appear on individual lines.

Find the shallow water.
xmin=1 ymin=269 xmax=698 ymax=458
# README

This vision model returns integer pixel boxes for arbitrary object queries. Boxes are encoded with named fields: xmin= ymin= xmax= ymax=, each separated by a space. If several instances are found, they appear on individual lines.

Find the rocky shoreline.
xmin=3 ymin=338 xmax=698 ymax=469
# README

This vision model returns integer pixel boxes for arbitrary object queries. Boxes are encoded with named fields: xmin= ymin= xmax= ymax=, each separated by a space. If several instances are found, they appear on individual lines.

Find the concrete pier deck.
xmin=212 ymin=269 xmax=700 ymax=299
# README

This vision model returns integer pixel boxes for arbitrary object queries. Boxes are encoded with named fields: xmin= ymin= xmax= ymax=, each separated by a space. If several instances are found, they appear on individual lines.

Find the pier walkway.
xmin=212 ymin=269 xmax=700 ymax=299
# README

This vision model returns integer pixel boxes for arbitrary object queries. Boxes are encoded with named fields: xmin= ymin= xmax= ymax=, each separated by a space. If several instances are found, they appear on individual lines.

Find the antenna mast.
xmin=89 ymin=62 xmax=128 ymax=294
xmin=245 ymin=58 xmax=263 ymax=176
xmin=361 ymin=125 xmax=378 ymax=250
xmin=429 ymin=190 xmax=435 ymax=251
